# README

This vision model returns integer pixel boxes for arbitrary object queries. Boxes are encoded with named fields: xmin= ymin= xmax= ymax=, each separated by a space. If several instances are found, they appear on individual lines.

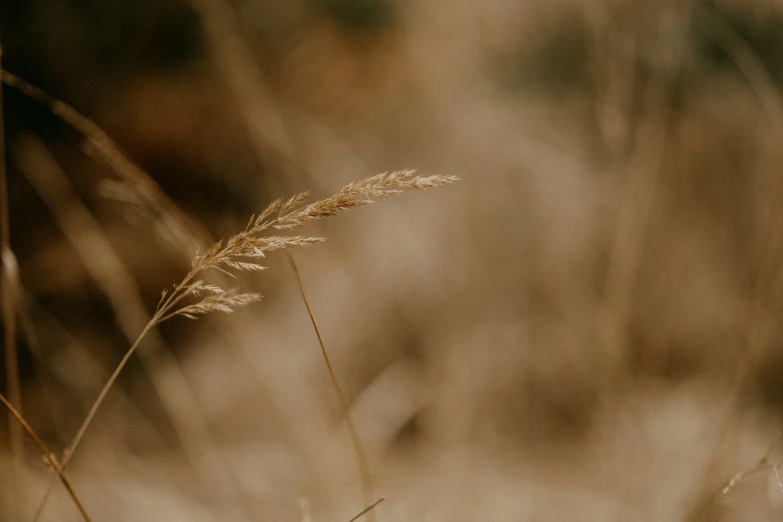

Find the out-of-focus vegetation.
xmin=5 ymin=0 xmax=783 ymax=520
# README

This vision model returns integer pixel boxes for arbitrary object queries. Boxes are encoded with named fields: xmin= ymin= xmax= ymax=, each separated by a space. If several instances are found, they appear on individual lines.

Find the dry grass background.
xmin=4 ymin=0 xmax=783 ymax=520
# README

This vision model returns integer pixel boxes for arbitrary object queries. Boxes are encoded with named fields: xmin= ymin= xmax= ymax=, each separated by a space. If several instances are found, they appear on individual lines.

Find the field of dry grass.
xmin=4 ymin=0 xmax=783 ymax=520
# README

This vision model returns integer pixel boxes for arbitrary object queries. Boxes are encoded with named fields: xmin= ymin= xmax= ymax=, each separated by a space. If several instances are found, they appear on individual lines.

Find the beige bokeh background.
xmin=4 ymin=0 xmax=783 ymax=520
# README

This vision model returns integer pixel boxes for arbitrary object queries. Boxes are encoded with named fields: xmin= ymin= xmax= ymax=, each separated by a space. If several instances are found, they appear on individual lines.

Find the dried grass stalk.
xmin=1 ymin=161 xmax=455 ymax=520
xmin=61 ymin=169 xmax=457 ymax=497
xmin=0 ymin=394 xmax=92 ymax=522
xmin=15 ymin=136 xmax=250 ymax=521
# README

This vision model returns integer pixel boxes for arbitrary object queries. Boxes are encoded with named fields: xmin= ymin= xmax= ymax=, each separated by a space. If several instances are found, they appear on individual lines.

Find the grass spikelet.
xmin=184 ymin=281 xmax=225 ymax=297
xmin=223 ymin=261 xmax=268 ymax=272
xmin=169 ymin=289 xmax=263 ymax=321
xmin=271 ymin=170 xmax=458 ymax=230
xmin=280 ymin=191 xmax=311 ymax=215
xmin=257 ymin=198 xmax=284 ymax=225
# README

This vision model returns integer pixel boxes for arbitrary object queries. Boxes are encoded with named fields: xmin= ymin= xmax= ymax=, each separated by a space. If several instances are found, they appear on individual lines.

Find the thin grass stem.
xmin=0 ymin=393 xmax=92 ymax=522
xmin=348 ymin=497 xmax=386 ymax=522
xmin=286 ymin=251 xmax=376 ymax=522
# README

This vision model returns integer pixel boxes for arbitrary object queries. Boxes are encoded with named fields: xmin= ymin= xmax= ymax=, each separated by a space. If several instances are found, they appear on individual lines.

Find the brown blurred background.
xmin=4 ymin=0 xmax=783 ymax=520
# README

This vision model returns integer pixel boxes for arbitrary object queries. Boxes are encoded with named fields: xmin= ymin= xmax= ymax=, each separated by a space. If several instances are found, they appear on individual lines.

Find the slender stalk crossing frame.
xmin=287 ymin=251 xmax=377 ymax=522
